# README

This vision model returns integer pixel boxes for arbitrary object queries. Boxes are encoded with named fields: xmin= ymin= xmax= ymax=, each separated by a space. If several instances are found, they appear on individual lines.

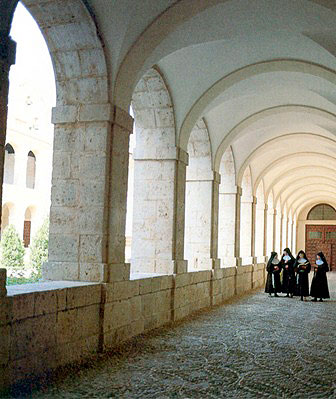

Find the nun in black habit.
xmin=294 ymin=250 xmax=311 ymax=301
xmin=310 ymin=252 xmax=330 ymax=302
xmin=265 ymin=252 xmax=282 ymax=297
xmin=280 ymin=248 xmax=296 ymax=297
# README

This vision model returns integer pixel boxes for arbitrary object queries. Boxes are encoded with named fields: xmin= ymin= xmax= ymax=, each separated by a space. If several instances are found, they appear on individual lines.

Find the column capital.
xmin=134 ymin=146 xmax=189 ymax=165
xmin=219 ymin=185 xmax=242 ymax=195
xmin=51 ymin=104 xmax=134 ymax=132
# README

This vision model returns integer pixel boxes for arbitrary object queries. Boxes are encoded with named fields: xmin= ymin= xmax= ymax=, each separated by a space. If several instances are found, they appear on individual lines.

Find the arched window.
xmin=4 ymin=143 xmax=15 ymax=184
xmin=307 ymin=204 xmax=336 ymax=220
xmin=26 ymin=151 xmax=36 ymax=189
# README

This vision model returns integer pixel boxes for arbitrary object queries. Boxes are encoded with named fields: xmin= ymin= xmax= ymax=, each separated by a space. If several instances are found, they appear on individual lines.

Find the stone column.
xmin=44 ymin=105 xmax=133 ymax=282
xmin=0 ymin=37 xmax=16 ymax=228
xmin=185 ymin=170 xmax=218 ymax=271
xmin=263 ymin=204 xmax=268 ymax=259
xmin=210 ymin=172 xmax=221 ymax=269
xmin=240 ymin=195 xmax=255 ymax=265
xmin=255 ymin=202 xmax=267 ymax=262
xmin=279 ymin=214 xmax=283 ymax=252
xmin=251 ymin=196 xmax=257 ymax=263
xmin=131 ymin=147 xmax=188 ymax=275
xmin=273 ymin=210 xmax=277 ymax=253
xmin=218 ymin=185 xmax=242 ymax=267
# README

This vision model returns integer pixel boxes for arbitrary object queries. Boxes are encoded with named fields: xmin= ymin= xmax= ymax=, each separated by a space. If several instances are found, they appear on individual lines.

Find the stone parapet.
xmin=1 ymin=262 xmax=266 ymax=393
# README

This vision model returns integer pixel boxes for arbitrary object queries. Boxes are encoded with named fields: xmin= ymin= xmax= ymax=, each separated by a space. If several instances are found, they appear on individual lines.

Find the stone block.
xmin=0 ymin=269 xmax=7 ymax=297
xmin=43 ymin=261 xmax=79 ymax=281
xmin=141 ymin=293 xmax=156 ymax=318
xmin=108 ymin=263 xmax=130 ymax=282
xmin=11 ymin=314 xmax=57 ymax=360
xmin=34 ymin=290 xmax=57 ymax=316
xmin=103 ymin=300 xmax=130 ymax=332
xmin=56 ymin=308 xmax=78 ymax=345
xmin=79 ymin=263 xmax=107 ymax=282
xmin=51 ymin=105 xmax=77 ymax=124
xmin=76 ymin=304 xmax=100 ymax=338
xmin=0 ymin=325 xmax=10 ymax=366
xmin=79 ymin=104 xmax=111 ymax=122
xmin=48 ymin=234 xmax=79 ymax=262
xmin=139 ymin=278 xmax=152 ymax=295
xmin=66 ymin=284 xmax=101 ymax=309
xmin=0 ymin=299 xmax=12 ymax=326
xmin=174 ymin=273 xmax=191 ymax=288
xmin=12 ymin=293 xmax=34 ymax=322
xmin=160 ymin=275 xmax=174 ymax=290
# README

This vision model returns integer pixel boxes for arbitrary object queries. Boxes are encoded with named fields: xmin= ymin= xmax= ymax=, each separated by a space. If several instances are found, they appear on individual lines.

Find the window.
xmin=307 ymin=204 xmax=336 ymax=220
xmin=4 ymin=143 xmax=15 ymax=184
xmin=326 ymin=232 xmax=336 ymax=240
xmin=26 ymin=151 xmax=36 ymax=189
xmin=308 ymin=231 xmax=322 ymax=240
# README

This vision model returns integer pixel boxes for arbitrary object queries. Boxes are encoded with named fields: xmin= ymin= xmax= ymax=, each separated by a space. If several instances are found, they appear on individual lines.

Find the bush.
xmin=30 ymin=218 xmax=49 ymax=278
xmin=1 ymin=225 xmax=25 ymax=269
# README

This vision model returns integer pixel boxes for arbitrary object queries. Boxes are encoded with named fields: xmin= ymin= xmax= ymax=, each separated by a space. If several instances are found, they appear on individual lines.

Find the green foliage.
xmin=1 ymin=225 xmax=25 ymax=269
xmin=30 ymin=218 xmax=49 ymax=278
xmin=6 ymin=275 xmax=40 ymax=285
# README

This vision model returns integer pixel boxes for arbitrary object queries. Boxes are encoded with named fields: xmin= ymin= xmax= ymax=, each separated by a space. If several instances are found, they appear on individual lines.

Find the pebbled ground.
xmin=10 ymin=273 xmax=336 ymax=399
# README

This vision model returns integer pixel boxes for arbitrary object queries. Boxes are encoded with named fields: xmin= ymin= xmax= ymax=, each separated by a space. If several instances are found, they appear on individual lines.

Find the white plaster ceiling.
xmin=87 ymin=0 xmax=336 ymax=217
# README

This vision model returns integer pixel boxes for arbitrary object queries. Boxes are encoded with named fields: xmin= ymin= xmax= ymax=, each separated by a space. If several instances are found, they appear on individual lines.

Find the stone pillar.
xmin=106 ymin=107 xmax=133 ymax=281
xmin=218 ymin=185 xmax=242 ymax=267
xmin=255 ymin=202 xmax=267 ymax=262
xmin=185 ymin=170 xmax=217 ymax=271
xmin=44 ymin=105 xmax=133 ymax=282
xmin=273 ymin=210 xmax=277 ymax=253
xmin=210 ymin=172 xmax=221 ymax=269
xmin=240 ymin=195 xmax=255 ymax=265
xmin=131 ymin=147 xmax=188 ymax=275
xmin=263 ymin=204 xmax=268 ymax=259
xmin=279 ymin=214 xmax=284 ymax=252
xmin=0 ymin=37 xmax=16 ymax=228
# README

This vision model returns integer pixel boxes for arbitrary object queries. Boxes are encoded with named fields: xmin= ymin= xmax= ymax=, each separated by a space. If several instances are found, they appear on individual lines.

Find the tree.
xmin=30 ymin=218 xmax=49 ymax=278
xmin=1 ymin=225 xmax=25 ymax=269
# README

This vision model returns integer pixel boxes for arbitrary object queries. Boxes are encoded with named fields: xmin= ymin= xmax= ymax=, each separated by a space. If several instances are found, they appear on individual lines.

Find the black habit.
xmin=280 ymin=248 xmax=296 ymax=295
xmin=310 ymin=252 xmax=330 ymax=299
xmin=294 ymin=250 xmax=311 ymax=298
xmin=265 ymin=252 xmax=282 ymax=294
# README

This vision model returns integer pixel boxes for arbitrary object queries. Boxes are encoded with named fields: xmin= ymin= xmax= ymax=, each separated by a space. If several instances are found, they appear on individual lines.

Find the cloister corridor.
xmin=7 ymin=273 xmax=336 ymax=399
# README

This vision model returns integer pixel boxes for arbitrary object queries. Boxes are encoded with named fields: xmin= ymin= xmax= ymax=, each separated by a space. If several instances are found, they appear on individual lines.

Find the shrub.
xmin=1 ymin=225 xmax=25 ymax=269
xmin=30 ymin=218 xmax=49 ymax=278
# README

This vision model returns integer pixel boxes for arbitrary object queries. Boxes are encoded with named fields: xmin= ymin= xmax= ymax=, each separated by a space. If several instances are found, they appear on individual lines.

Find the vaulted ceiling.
xmin=18 ymin=0 xmax=336 ymax=218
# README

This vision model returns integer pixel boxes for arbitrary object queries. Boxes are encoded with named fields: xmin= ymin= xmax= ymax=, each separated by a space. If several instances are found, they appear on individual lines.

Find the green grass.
xmin=6 ymin=275 xmax=40 ymax=285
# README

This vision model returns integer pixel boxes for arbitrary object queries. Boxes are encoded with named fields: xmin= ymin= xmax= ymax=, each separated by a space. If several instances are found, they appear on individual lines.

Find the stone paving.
xmin=11 ymin=273 xmax=336 ymax=399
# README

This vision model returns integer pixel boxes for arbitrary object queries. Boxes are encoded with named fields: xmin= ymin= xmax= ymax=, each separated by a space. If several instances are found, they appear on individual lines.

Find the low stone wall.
xmin=0 ymin=264 xmax=266 ymax=392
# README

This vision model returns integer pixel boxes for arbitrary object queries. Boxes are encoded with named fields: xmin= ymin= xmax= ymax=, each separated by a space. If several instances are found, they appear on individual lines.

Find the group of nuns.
xmin=265 ymin=248 xmax=330 ymax=301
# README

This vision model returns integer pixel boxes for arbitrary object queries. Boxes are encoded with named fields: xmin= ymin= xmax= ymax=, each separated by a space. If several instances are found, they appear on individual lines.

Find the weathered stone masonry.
xmin=0 ymin=264 xmax=266 ymax=391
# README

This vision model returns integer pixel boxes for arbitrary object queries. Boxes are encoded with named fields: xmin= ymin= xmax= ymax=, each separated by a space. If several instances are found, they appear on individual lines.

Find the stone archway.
xmin=1 ymin=0 xmax=133 ymax=282
xmin=130 ymin=68 xmax=187 ymax=275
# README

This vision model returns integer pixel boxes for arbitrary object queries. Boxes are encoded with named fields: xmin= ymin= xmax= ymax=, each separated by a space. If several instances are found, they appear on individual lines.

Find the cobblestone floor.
xmin=12 ymin=274 xmax=336 ymax=399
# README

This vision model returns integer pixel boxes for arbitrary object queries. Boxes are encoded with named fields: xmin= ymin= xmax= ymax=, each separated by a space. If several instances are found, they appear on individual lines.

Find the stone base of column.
xmin=221 ymin=257 xmax=242 ymax=267
xmin=173 ymin=260 xmax=188 ymax=274
xmin=42 ymin=262 xmax=130 ymax=282
xmin=241 ymin=256 xmax=257 ymax=266
xmin=212 ymin=258 xmax=221 ymax=269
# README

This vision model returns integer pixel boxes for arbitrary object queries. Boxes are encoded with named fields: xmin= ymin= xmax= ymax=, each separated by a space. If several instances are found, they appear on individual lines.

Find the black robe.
xmin=294 ymin=260 xmax=311 ymax=297
xmin=280 ymin=256 xmax=296 ymax=294
xmin=310 ymin=262 xmax=330 ymax=299
xmin=265 ymin=261 xmax=282 ymax=293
